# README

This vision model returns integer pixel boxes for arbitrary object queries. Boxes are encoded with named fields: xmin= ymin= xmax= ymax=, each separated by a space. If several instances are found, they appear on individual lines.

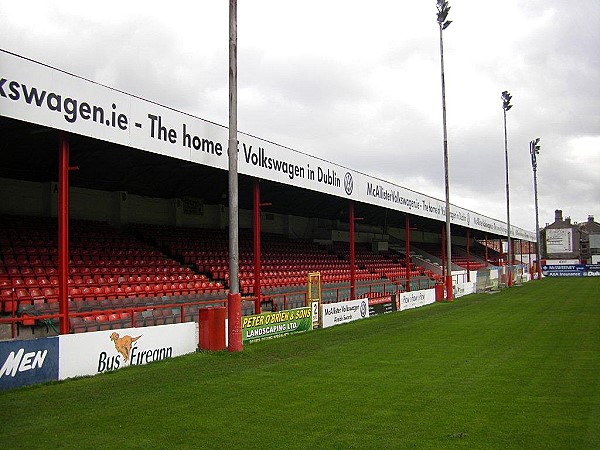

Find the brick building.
xmin=541 ymin=210 xmax=600 ymax=263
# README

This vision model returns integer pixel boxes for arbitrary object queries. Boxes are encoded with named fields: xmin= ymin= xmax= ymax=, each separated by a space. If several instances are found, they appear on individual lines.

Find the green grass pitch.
xmin=1 ymin=277 xmax=598 ymax=449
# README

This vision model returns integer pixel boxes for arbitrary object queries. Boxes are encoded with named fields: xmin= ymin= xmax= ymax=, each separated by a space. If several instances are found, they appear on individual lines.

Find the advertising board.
xmin=541 ymin=264 xmax=600 ymax=277
xmin=545 ymin=229 xmax=573 ymax=254
xmin=322 ymin=298 xmax=369 ymax=328
xmin=398 ymin=289 xmax=436 ymax=311
xmin=368 ymin=296 xmax=395 ymax=316
xmin=0 ymin=336 xmax=59 ymax=390
xmin=241 ymin=307 xmax=313 ymax=343
xmin=58 ymin=323 xmax=198 ymax=379
xmin=453 ymin=282 xmax=475 ymax=299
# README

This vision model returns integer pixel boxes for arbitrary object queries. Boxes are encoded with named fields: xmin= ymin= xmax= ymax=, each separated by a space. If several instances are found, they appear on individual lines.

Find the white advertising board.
xmin=398 ymin=289 xmax=436 ymax=311
xmin=546 ymin=229 xmax=573 ymax=254
xmin=453 ymin=282 xmax=475 ymax=299
xmin=321 ymin=298 xmax=369 ymax=328
xmin=0 ymin=50 xmax=535 ymax=241
xmin=58 ymin=322 xmax=197 ymax=380
xmin=545 ymin=259 xmax=579 ymax=265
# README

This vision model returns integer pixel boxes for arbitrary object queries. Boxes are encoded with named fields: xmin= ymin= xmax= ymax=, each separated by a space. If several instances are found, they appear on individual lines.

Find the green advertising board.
xmin=241 ymin=307 xmax=313 ymax=343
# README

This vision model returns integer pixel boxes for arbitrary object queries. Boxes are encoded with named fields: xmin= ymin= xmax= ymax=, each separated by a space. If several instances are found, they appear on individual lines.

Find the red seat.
xmin=179 ymin=282 xmax=189 ymax=295
xmin=81 ymin=315 xmax=97 ymax=332
xmin=93 ymin=287 xmax=105 ymax=300
xmin=1 ymin=288 xmax=15 ymax=312
xmin=134 ymin=285 xmax=146 ymax=297
xmin=42 ymin=287 xmax=59 ymax=302
xmin=37 ymin=277 xmax=51 ymax=287
xmin=120 ymin=311 xmax=132 ymax=321
xmin=29 ymin=288 xmax=45 ymax=302
xmin=152 ymin=284 xmax=164 ymax=296
xmin=69 ymin=287 xmax=84 ymax=301
xmin=15 ymin=288 xmax=32 ymax=308
xmin=32 ymin=266 xmax=46 ymax=276
xmin=81 ymin=287 xmax=95 ymax=301
xmin=70 ymin=317 xmax=87 ymax=333
xmin=186 ymin=282 xmax=196 ymax=294
xmin=22 ymin=313 xmax=36 ymax=327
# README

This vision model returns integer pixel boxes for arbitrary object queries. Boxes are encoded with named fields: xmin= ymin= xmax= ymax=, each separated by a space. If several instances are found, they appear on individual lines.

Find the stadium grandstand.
xmin=0 ymin=49 xmax=537 ymax=339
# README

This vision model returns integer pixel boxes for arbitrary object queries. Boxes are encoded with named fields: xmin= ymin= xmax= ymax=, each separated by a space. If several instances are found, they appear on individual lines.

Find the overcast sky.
xmin=1 ymin=0 xmax=598 ymax=232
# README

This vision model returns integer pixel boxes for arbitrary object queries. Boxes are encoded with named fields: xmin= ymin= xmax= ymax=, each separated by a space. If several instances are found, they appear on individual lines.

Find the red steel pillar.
xmin=441 ymin=225 xmax=446 ymax=280
xmin=527 ymin=240 xmax=531 ymax=275
xmin=499 ymin=238 xmax=505 ymax=286
xmin=253 ymin=180 xmax=261 ymax=314
xmin=484 ymin=233 xmax=489 ymax=267
xmin=466 ymin=229 xmax=471 ymax=282
xmin=349 ymin=202 xmax=356 ymax=300
xmin=527 ymin=241 xmax=531 ymax=274
xmin=442 ymin=226 xmax=452 ymax=300
xmin=519 ymin=239 xmax=523 ymax=270
xmin=507 ymin=238 xmax=513 ymax=287
xmin=58 ymin=132 xmax=70 ymax=335
xmin=405 ymin=214 xmax=411 ymax=292
xmin=536 ymin=241 xmax=542 ymax=280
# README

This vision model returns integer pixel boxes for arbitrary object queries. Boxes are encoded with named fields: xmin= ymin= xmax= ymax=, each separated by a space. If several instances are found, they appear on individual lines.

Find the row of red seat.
xmin=2 ymin=272 xmax=208 ymax=288
xmin=1 ymin=246 xmax=162 ymax=256
xmin=452 ymin=257 xmax=487 ymax=270
xmin=0 ymin=255 xmax=181 ymax=269
xmin=1 ymin=280 xmax=225 ymax=313
xmin=1 ymin=265 xmax=191 ymax=280
xmin=68 ymin=309 xmax=192 ymax=333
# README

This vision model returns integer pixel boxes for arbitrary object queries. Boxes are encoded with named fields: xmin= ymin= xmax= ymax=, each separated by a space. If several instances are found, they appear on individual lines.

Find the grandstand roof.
xmin=0 ymin=50 xmax=535 ymax=241
xmin=0 ymin=115 xmax=443 ymax=234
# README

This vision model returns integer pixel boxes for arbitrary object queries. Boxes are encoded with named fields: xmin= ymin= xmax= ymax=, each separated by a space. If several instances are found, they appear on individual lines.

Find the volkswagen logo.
xmin=344 ymin=172 xmax=353 ymax=195
xmin=360 ymin=300 xmax=367 ymax=317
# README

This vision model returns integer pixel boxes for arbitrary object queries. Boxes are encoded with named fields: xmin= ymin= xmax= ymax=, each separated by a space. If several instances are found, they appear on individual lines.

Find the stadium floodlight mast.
xmin=501 ymin=90 xmax=513 ymax=287
xmin=437 ymin=0 xmax=453 ymax=300
xmin=228 ymin=0 xmax=242 ymax=352
xmin=530 ymin=137 xmax=542 ymax=280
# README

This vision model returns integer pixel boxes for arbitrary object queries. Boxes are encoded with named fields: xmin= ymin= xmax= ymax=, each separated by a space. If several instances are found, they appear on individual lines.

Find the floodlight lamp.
xmin=502 ymin=91 xmax=513 ymax=111
xmin=437 ymin=0 xmax=451 ymax=27
xmin=442 ymin=20 xmax=452 ymax=30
